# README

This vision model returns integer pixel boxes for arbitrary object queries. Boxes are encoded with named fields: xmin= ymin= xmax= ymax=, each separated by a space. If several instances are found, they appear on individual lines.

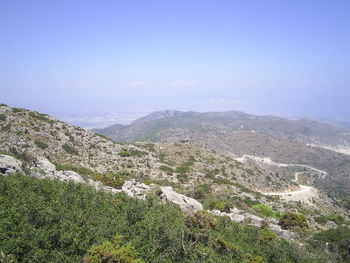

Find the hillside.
xmin=1 ymin=105 xmax=350 ymax=262
xmin=0 ymin=105 xmax=295 ymax=193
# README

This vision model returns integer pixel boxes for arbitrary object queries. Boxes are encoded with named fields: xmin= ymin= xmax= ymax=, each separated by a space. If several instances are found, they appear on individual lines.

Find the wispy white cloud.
xmin=169 ymin=80 xmax=218 ymax=88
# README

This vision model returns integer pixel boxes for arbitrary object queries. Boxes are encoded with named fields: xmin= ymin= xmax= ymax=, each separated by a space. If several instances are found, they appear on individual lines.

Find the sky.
xmin=0 ymin=0 xmax=349 ymax=128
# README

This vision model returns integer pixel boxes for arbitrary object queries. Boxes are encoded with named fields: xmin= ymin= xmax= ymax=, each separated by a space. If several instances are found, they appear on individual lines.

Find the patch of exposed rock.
xmin=209 ymin=209 xmax=296 ymax=239
xmin=0 ymin=154 xmax=23 ymax=175
xmin=122 ymin=179 xmax=151 ymax=199
xmin=159 ymin=186 xmax=203 ymax=212
xmin=30 ymin=157 xmax=121 ymax=193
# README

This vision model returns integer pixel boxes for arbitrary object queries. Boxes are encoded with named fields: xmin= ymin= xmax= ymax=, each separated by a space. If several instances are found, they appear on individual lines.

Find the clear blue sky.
xmin=0 ymin=0 xmax=349 ymax=127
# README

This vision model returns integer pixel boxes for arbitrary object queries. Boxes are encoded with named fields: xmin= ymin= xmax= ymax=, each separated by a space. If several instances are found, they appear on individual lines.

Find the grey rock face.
xmin=0 ymin=154 xmax=23 ymax=175
xmin=159 ymin=186 xmax=203 ymax=212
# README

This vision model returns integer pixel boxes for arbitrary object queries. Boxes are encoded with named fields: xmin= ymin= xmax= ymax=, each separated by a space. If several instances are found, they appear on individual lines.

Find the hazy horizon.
xmin=1 ymin=0 xmax=349 ymax=127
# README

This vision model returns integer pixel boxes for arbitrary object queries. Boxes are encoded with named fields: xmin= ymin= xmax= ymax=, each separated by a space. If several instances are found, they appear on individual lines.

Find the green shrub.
xmin=314 ymin=226 xmax=350 ymax=243
xmin=1 ymin=123 xmax=11 ymax=131
xmin=158 ymin=153 xmax=176 ymax=166
xmin=191 ymin=184 xmax=211 ymax=200
xmin=118 ymin=148 xmax=148 ymax=157
xmin=259 ymin=229 xmax=277 ymax=242
xmin=279 ymin=212 xmax=308 ymax=230
xmin=95 ymin=173 xmax=125 ymax=189
xmin=28 ymin=111 xmax=54 ymax=124
xmin=0 ymin=114 xmax=6 ymax=121
xmin=159 ymin=165 xmax=174 ymax=175
xmin=175 ymin=165 xmax=190 ymax=175
xmin=252 ymin=204 xmax=277 ymax=218
xmin=12 ymin=107 xmax=24 ymax=113
xmin=83 ymin=235 xmax=143 ymax=263
xmin=209 ymin=200 xmax=232 ymax=213
xmin=313 ymin=226 xmax=350 ymax=262
xmin=34 ymin=139 xmax=48 ymax=150
xmin=62 ymin=144 xmax=79 ymax=155
xmin=326 ymin=214 xmax=345 ymax=225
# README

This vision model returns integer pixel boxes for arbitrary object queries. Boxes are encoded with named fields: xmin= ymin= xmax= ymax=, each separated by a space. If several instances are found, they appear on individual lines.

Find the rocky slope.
xmin=94 ymin=110 xmax=350 ymax=201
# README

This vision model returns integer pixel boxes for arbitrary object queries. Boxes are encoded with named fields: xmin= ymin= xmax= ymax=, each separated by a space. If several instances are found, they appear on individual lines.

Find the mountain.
xmin=94 ymin=110 xmax=350 ymax=200
xmin=95 ymin=110 xmax=350 ymax=149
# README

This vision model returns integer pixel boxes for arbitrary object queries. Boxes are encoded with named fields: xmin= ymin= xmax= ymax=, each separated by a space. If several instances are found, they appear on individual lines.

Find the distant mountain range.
xmin=94 ymin=110 xmax=350 ymax=199
xmin=94 ymin=110 xmax=350 ymax=149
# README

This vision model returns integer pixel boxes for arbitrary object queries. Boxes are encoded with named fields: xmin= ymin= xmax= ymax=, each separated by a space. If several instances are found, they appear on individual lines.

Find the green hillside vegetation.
xmin=0 ymin=174 xmax=325 ymax=263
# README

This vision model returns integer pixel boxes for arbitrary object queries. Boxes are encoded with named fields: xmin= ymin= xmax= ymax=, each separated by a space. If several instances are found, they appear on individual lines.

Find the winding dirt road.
xmin=235 ymin=155 xmax=322 ymax=198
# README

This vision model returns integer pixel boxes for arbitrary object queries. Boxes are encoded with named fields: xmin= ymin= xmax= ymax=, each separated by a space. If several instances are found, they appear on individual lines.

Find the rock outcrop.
xmin=209 ymin=209 xmax=295 ymax=239
xmin=0 ymin=154 xmax=23 ymax=175
xmin=159 ymin=186 xmax=203 ymax=212
xmin=122 ymin=179 xmax=151 ymax=199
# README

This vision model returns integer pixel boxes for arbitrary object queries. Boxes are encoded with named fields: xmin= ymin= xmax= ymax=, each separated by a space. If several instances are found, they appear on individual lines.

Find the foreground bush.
xmin=83 ymin=235 xmax=143 ymax=263
xmin=0 ymin=174 xmax=324 ymax=263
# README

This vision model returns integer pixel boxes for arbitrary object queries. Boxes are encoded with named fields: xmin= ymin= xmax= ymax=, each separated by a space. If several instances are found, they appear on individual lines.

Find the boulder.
xmin=242 ymin=213 xmax=264 ymax=227
xmin=122 ymin=179 xmax=150 ymax=199
xmin=36 ymin=157 xmax=56 ymax=174
xmin=0 ymin=154 xmax=22 ymax=175
xmin=159 ymin=186 xmax=203 ymax=212
xmin=56 ymin=170 xmax=85 ymax=183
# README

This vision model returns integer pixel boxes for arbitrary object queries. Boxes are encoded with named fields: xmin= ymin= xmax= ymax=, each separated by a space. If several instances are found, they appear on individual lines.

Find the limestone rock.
xmin=122 ymin=179 xmax=150 ymax=199
xmin=159 ymin=186 xmax=203 ymax=212
xmin=56 ymin=170 xmax=85 ymax=183
xmin=0 ymin=154 xmax=23 ymax=175
xmin=36 ymin=157 xmax=56 ymax=174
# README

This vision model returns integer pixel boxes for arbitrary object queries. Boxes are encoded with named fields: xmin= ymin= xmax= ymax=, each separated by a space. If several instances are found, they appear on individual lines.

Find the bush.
xmin=94 ymin=173 xmax=125 ymax=189
xmin=174 ymin=165 xmax=190 ymax=175
xmin=279 ymin=212 xmax=308 ymax=230
xmin=1 ymin=123 xmax=11 ymax=131
xmin=159 ymin=165 xmax=173 ymax=175
xmin=313 ymin=226 xmax=350 ymax=262
xmin=83 ymin=235 xmax=143 ymax=263
xmin=34 ymin=139 xmax=48 ymax=150
xmin=191 ymin=184 xmax=211 ymax=200
xmin=0 ymin=114 xmax=6 ymax=121
xmin=209 ymin=200 xmax=232 ymax=213
xmin=28 ymin=111 xmax=54 ymax=124
xmin=62 ymin=144 xmax=79 ymax=155
xmin=252 ymin=204 xmax=277 ymax=218
xmin=118 ymin=148 xmax=148 ymax=157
